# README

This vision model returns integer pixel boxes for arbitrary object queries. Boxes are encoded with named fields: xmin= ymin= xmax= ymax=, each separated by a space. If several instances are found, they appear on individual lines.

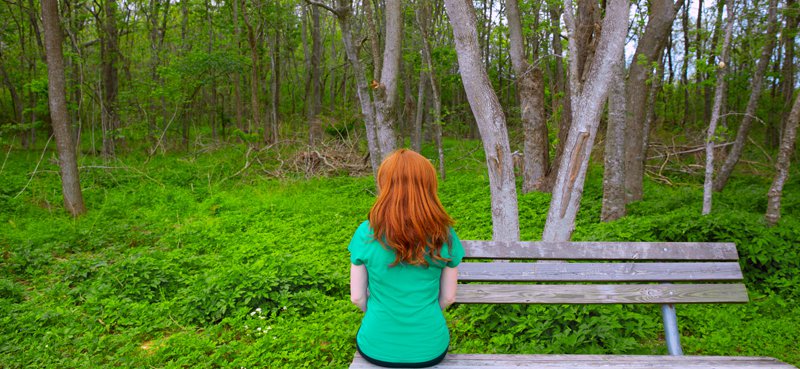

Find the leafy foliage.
xmin=0 ymin=140 xmax=798 ymax=367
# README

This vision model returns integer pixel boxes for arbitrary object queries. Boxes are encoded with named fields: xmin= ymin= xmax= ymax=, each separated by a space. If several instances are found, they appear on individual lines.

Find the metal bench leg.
xmin=660 ymin=304 xmax=683 ymax=356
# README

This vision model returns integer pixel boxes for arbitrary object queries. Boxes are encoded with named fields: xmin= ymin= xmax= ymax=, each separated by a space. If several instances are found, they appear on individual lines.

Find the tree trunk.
xmin=542 ymin=0 xmax=629 ymax=241
xmin=507 ymin=0 xmax=548 ymax=193
xmin=417 ymin=0 xmax=445 ymax=179
xmin=765 ymin=90 xmax=800 ymax=226
xmin=623 ymin=0 xmax=684 ymax=203
xmin=99 ymin=0 xmax=120 ymax=157
xmin=702 ymin=0 xmax=734 ymax=215
xmin=232 ymin=0 xmax=243 ymax=131
xmin=309 ymin=0 xmax=381 ymax=178
xmin=307 ymin=5 xmax=323 ymax=145
xmin=241 ymin=0 xmax=261 ymax=136
xmin=42 ymin=0 xmax=86 ymax=217
xmin=269 ymin=31 xmax=281 ymax=144
xmin=374 ymin=0 xmax=402 ymax=158
xmin=444 ymin=0 xmax=520 ymax=242
xmin=412 ymin=70 xmax=426 ymax=153
xmin=704 ymin=1 xmax=725 ymax=124
xmin=714 ymin=0 xmax=779 ymax=192
xmin=601 ymin=55 xmax=627 ymax=222
xmin=681 ymin=4 xmax=690 ymax=126
xmin=776 ymin=0 xmax=799 ymax=149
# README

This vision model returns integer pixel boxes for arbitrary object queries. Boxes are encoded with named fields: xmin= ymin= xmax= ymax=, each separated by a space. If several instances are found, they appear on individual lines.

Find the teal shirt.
xmin=348 ymin=221 xmax=464 ymax=363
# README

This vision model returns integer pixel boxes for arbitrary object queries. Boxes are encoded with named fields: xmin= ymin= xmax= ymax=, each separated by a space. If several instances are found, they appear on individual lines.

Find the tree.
xmin=507 ymin=0 xmax=548 ymax=193
xmin=765 ymin=89 xmax=800 ymax=226
xmin=542 ymin=0 xmax=630 ymax=241
xmin=42 ymin=0 xmax=86 ymax=216
xmin=307 ymin=0 xmax=381 ymax=177
xmin=702 ymin=0 xmax=734 ymax=215
xmin=623 ymin=0 xmax=684 ymax=204
xmin=601 ymin=54 xmax=627 ymax=222
xmin=714 ymin=0 xmax=780 ymax=191
xmin=443 ymin=0 xmax=520 ymax=242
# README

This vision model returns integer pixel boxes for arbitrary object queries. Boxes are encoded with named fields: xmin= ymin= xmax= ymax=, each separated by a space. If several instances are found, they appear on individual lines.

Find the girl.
xmin=348 ymin=149 xmax=464 ymax=368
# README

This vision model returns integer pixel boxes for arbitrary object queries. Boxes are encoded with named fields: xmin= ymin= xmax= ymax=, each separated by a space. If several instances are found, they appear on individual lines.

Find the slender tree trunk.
xmin=241 ymin=0 xmax=261 ymax=137
xmin=776 ymin=0 xmax=799 ymax=149
xmin=714 ymin=0 xmax=779 ymax=191
xmin=0 ymin=55 xmax=23 ymax=127
xmin=412 ymin=70 xmax=426 ymax=153
xmin=543 ymin=3 xmax=576 ymax=192
xmin=681 ymin=4 xmax=690 ymax=126
xmin=623 ymin=0 xmax=684 ymax=203
xmin=765 ymin=90 xmax=800 ymax=226
xmin=269 ymin=31 xmax=281 ymax=144
xmin=602 ymin=55 xmax=627 ymax=222
xmin=417 ymin=0 xmax=445 ymax=179
xmin=542 ymin=0 xmax=630 ymax=241
xmin=507 ymin=0 xmax=548 ymax=193
xmin=42 ymin=0 xmax=86 ymax=216
xmin=232 ymin=0 xmax=243 ymax=131
xmin=374 ymin=0 xmax=402 ymax=158
xmin=704 ymin=1 xmax=725 ymax=124
xmin=308 ymin=5 xmax=323 ymax=145
xmin=309 ymin=0 xmax=381 ymax=177
xmin=363 ymin=0 xmax=382 ymax=81
xmin=702 ymin=0 xmax=734 ymax=215
xmin=444 ymin=0 xmax=520 ymax=242
xmin=100 ymin=0 xmax=119 ymax=158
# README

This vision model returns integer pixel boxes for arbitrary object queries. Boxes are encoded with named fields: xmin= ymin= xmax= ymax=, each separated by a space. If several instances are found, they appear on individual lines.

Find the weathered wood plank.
xmin=351 ymin=353 xmax=797 ymax=368
xmin=462 ymin=241 xmax=739 ymax=261
xmin=458 ymin=262 xmax=744 ymax=282
xmin=350 ymin=353 xmax=797 ymax=368
xmin=455 ymin=283 xmax=749 ymax=304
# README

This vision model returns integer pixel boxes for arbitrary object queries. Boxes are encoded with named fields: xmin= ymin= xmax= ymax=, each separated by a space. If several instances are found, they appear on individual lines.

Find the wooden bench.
xmin=351 ymin=240 xmax=797 ymax=368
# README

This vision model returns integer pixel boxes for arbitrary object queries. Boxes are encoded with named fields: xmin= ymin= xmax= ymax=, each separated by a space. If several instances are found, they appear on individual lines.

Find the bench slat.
xmin=455 ymin=283 xmax=749 ymax=304
xmin=462 ymin=241 xmax=739 ymax=261
xmin=458 ymin=262 xmax=744 ymax=282
xmin=351 ymin=353 xmax=797 ymax=368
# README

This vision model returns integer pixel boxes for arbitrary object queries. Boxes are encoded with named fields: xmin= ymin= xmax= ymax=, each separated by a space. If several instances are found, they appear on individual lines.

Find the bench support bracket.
xmin=660 ymin=304 xmax=683 ymax=355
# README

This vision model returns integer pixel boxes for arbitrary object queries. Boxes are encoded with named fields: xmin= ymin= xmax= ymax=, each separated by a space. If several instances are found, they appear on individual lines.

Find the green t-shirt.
xmin=347 ymin=220 xmax=464 ymax=363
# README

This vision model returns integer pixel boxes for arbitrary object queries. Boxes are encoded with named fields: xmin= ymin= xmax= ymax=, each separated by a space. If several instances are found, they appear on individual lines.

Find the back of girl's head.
xmin=368 ymin=149 xmax=454 ymax=266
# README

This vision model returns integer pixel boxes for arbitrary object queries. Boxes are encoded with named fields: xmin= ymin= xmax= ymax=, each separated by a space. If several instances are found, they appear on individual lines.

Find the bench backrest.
xmin=456 ymin=241 xmax=749 ymax=305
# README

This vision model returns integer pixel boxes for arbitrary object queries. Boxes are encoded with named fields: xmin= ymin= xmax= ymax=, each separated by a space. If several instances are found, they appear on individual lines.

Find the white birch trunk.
xmin=702 ymin=0 xmax=734 ymax=215
xmin=417 ymin=2 xmax=445 ymax=180
xmin=444 ymin=0 xmax=520 ymax=241
xmin=542 ymin=0 xmax=630 ymax=241
xmin=765 ymin=90 xmax=800 ymax=226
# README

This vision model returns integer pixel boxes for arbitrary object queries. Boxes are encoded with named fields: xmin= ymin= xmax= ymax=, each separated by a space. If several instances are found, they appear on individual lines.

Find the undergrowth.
xmin=1 ymin=139 xmax=798 ymax=367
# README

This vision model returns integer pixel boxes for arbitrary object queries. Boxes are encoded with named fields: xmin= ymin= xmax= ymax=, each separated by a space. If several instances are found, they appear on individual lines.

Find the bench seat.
xmin=351 ymin=353 xmax=796 ymax=368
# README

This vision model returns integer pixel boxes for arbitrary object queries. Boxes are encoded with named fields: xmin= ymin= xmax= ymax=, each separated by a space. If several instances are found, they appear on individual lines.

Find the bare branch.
xmin=305 ymin=0 xmax=341 ymax=17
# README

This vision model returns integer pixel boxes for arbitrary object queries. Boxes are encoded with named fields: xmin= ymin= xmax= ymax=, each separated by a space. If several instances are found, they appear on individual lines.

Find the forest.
xmin=1 ymin=0 xmax=799 ymax=367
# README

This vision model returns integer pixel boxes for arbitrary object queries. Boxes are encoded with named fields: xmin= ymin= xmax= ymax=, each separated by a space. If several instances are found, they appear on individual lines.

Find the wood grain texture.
xmin=461 ymin=241 xmax=739 ymax=261
xmin=455 ymin=283 xmax=749 ymax=304
xmin=350 ymin=353 xmax=797 ymax=368
xmin=458 ymin=262 xmax=744 ymax=282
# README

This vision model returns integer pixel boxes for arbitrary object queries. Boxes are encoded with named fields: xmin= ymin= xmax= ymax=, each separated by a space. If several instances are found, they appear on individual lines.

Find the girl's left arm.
xmin=350 ymin=264 xmax=368 ymax=312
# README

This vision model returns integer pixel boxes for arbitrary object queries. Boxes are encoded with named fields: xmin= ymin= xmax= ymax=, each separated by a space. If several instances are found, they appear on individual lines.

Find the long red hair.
xmin=369 ymin=149 xmax=454 ymax=266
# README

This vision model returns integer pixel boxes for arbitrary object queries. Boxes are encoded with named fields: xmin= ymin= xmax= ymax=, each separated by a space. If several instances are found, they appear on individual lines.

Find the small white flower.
xmin=255 ymin=307 xmax=262 ymax=313
xmin=244 ymin=325 xmax=249 ymax=329
xmin=257 ymin=327 xmax=262 ymax=331
xmin=250 ymin=311 xmax=256 ymax=316
xmin=259 ymin=316 xmax=265 ymax=319
xmin=282 ymin=306 xmax=287 ymax=311
xmin=266 ymin=326 xmax=272 ymax=330
xmin=272 ymin=336 xmax=277 ymax=340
